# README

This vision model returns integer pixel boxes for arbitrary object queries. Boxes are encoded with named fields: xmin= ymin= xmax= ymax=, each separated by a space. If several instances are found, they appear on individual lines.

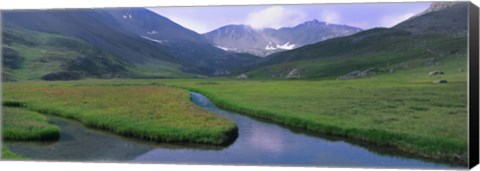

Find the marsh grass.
xmin=3 ymin=85 xmax=238 ymax=145
xmin=178 ymin=80 xmax=467 ymax=164
xmin=2 ymin=107 xmax=60 ymax=141
xmin=159 ymin=62 xmax=468 ymax=164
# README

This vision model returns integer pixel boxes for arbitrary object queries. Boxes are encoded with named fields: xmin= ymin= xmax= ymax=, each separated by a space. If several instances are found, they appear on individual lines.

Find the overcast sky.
xmin=149 ymin=2 xmax=431 ymax=34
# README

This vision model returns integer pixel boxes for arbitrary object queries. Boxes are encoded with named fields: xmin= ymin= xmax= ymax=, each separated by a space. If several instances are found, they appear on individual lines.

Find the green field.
xmin=0 ymin=2 xmax=469 ymax=165
xmin=2 ymin=107 xmax=59 ymax=159
xmin=1 ymin=54 xmax=468 ymax=163
xmin=174 ymin=56 xmax=465 ymax=163
xmin=3 ymin=107 xmax=60 ymax=140
xmin=3 ymin=84 xmax=237 ymax=145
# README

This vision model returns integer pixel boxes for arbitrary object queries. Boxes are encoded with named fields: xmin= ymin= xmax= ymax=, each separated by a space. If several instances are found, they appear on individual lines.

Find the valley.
xmin=1 ymin=1 xmax=471 ymax=169
xmin=1 ymin=69 xmax=468 ymax=167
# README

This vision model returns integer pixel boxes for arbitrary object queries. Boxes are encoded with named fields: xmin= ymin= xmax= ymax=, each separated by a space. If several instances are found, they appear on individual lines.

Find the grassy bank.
xmin=189 ymin=84 xmax=466 ymax=162
xmin=159 ymin=62 xmax=468 ymax=164
xmin=2 ymin=147 xmax=27 ymax=160
xmin=176 ymin=80 xmax=466 ymax=163
xmin=3 ymin=84 xmax=238 ymax=145
xmin=3 ymin=107 xmax=60 ymax=140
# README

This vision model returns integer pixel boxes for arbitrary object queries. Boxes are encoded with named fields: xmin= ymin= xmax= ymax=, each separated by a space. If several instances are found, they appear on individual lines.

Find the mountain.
xmin=3 ymin=9 xmax=174 ymax=65
xmin=203 ymin=20 xmax=362 ymax=57
xmin=2 ymin=9 xmax=195 ymax=80
xmin=243 ymin=2 xmax=468 ymax=79
xmin=2 ymin=28 xmax=140 ymax=81
xmin=3 ymin=2 xmax=467 ymax=81
xmin=394 ymin=2 xmax=468 ymax=35
xmin=2 ymin=8 xmax=261 ymax=80
xmin=101 ymin=8 xmax=260 ymax=75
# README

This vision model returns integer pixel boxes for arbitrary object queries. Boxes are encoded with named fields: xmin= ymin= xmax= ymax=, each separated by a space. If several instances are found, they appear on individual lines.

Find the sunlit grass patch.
xmin=3 ymin=85 xmax=237 ymax=145
xmin=2 ymin=107 xmax=60 ymax=141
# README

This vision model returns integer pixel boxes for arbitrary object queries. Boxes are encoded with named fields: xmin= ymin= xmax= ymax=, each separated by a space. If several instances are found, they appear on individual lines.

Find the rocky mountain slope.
xmin=203 ymin=20 xmax=362 ymax=57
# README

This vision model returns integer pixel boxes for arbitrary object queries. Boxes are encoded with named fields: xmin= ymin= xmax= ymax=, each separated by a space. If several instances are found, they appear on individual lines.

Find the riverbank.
xmin=166 ymin=78 xmax=467 ymax=165
xmin=2 ymin=147 xmax=27 ymax=160
xmin=2 ymin=84 xmax=238 ymax=145
xmin=3 ymin=92 xmax=460 ymax=168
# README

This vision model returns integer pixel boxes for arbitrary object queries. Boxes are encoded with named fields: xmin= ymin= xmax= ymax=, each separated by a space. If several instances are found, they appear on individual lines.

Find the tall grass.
xmin=2 ymin=107 xmax=60 ymax=140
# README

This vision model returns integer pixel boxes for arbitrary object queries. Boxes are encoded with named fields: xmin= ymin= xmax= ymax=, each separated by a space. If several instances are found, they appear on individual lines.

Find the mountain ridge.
xmin=2 ymin=2 xmax=468 ymax=81
xmin=98 ymin=8 xmax=262 ymax=75
xmin=394 ymin=2 xmax=468 ymax=35
xmin=242 ymin=1 xmax=468 ymax=79
xmin=203 ymin=19 xmax=362 ymax=57
xmin=2 ymin=8 xmax=262 ymax=80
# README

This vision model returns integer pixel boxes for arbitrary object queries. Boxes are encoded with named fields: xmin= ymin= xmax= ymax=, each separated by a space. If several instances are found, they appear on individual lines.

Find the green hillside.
xmin=244 ymin=2 xmax=467 ymax=80
xmin=246 ymin=29 xmax=466 ymax=79
xmin=2 ymin=28 xmax=193 ymax=81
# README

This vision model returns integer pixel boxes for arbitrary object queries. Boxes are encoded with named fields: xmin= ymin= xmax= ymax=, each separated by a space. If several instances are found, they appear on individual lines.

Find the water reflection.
xmin=246 ymin=124 xmax=285 ymax=154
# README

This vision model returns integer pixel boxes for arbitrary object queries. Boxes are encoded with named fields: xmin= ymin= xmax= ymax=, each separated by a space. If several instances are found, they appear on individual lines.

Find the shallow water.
xmin=5 ymin=92 xmax=465 ymax=169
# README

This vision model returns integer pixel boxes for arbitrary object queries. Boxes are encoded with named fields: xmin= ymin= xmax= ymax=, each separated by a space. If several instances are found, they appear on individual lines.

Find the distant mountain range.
xmin=2 ymin=8 xmax=261 ymax=81
xmin=102 ymin=8 xmax=261 ymax=75
xmin=203 ymin=20 xmax=362 ymax=57
xmin=1 ymin=2 xmax=469 ymax=81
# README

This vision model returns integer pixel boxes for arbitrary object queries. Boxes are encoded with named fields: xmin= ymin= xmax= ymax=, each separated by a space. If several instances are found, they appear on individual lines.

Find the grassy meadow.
xmin=160 ymin=57 xmax=468 ymax=163
xmin=2 ymin=84 xmax=237 ymax=145
xmin=1 ymin=55 xmax=468 ymax=163
xmin=2 ymin=107 xmax=59 ymax=159
xmin=169 ymin=79 xmax=467 ymax=162
xmin=0 ymin=3 xmax=469 ymax=165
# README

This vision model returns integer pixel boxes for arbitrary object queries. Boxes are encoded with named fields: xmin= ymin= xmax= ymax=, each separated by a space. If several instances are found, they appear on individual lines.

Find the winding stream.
xmin=4 ymin=92 xmax=464 ymax=169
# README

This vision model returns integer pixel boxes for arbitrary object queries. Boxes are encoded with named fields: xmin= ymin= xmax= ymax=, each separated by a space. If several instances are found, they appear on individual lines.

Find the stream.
xmin=4 ymin=92 xmax=464 ymax=169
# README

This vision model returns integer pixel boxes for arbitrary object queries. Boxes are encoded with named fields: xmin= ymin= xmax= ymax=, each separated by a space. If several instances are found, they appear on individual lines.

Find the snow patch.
xmin=141 ymin=36 xmax=165 ymax=43
xmin=265 ymin=44 xmax=277 ymax=50
xmin=277 ymin=42 xmax=295 ymax=50
xmin=215 ymin=45 xmax=231 ymax=51
xmin=265 ymin=42 xmax=296 ymax=51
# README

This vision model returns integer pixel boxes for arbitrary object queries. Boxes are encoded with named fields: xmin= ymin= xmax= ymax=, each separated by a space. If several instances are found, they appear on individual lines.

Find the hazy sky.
xmin=149 ymin=2 xmax=431 ymax=34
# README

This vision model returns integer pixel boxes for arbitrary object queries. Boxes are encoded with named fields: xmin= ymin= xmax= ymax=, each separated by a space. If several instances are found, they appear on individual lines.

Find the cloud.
xmin=381 ymin=12 xmax=416 ymax=28
xmin=245 ymin=6 xmax=307 ymax=29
